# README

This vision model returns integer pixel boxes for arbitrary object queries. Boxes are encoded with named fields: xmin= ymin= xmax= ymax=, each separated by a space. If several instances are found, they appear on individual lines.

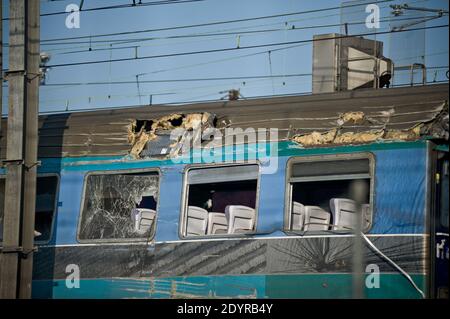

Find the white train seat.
xmin=304 ymin=206 xmax=331 ymax=231
xmin=186 ymin=206 xmax=208 ymax=236
xmin=291 ymin=201 xmax=305 ymax=231
xmin=207 ymin=212 xmax=228 ymax=235
xmin=329 ymin=198 xmax=359 ymax=230
xmin=225 ymin=205 xmax=256 ymax=234
xmin=131 ymin=208 xmax=156 ymax=234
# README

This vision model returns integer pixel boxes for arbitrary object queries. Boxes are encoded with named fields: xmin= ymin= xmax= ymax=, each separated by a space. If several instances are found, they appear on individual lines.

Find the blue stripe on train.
xmin=1 ymin=140 xmax=429 ymax=245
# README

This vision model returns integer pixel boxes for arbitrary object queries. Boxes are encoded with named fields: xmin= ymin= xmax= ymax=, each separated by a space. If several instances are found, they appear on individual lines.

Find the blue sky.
xmin=1 ymin=0 xmax=449 ymax=113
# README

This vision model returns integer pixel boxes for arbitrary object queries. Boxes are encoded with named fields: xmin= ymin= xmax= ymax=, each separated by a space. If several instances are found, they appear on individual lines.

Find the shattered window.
xmin=79 ymin=171 xmax=159 ymax=241
xmin=0 ymin=175 xmax=59 ymax=243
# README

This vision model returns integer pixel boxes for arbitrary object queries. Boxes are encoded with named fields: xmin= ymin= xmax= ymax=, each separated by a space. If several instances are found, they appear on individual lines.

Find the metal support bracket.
xmin=0 ymin=246 xmax=38 ymax=259
xmin=1 ymin=159 xmax=24 ymax=167
xmin=0 ymin=159 xmax=41 ymax=170
xmin=25 ymin=161 xmax=42 ymax=170
xmin=3 ymin=69 xmax=27 ymax=81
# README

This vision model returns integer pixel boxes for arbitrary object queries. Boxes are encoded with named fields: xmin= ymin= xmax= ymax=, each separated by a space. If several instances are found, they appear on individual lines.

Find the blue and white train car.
xmin=0 ymin=84 xmax=448 ymax=299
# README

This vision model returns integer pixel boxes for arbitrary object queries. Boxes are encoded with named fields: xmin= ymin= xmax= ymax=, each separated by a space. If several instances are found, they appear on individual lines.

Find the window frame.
xmin=76 ymin=167 xmax=161 ymax=244
xmin=179 ymin=161 xmax=261 ymax=239
xmin=0 ymin=173 xmax=60 ymax=245
xmin=283 ymin=152 xmax=376 ymax=234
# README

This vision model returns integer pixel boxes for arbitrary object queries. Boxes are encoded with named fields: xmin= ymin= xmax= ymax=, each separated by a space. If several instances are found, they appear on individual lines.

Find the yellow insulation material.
xmin=291 ymin=129 xmax=337 ymax=146
xmin=127 ymin=112 xmax=214 ymax=158
xmin=334 ymin=130 xmax=384 ymax=144
xmin=339 ymin=111 xmax=365 ymax=124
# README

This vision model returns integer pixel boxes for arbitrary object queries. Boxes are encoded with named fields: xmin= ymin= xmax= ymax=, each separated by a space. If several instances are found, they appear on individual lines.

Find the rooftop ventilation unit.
xmin=312 ymin=33 xmax=393 ymax=94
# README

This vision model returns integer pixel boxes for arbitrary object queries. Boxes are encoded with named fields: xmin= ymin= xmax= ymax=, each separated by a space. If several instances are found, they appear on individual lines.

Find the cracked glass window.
xmin=79 ymin=171 xmax=159 ymax=241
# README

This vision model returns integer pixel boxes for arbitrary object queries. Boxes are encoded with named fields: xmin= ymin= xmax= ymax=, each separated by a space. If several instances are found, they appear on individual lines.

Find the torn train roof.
xmin=0 ymin=84 xmax=448 ymax=159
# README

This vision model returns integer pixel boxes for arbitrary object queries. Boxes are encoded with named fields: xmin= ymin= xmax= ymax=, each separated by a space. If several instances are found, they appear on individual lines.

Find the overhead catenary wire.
xmin=31 ymin=47 xmax=448 ymax=90
xmin=3 ymin=0 xmax=442 ymax=115
xmin=1 ymin=41 xmax=313 ymax=95
xmin=36 ymin=76 xmax=312 ymax=108
xmin=10 ymin=0 xmax=395 ymax=37
xmin=30 ymin=0 xmax=402 ymax=53
xmin=24 ymin=80 xmax=448 ymax=117
xmin=28 ymin=24 xmax=448 ymax=70
xmin=35 ymin=73 xmax=314 ymax=87
xmin=29 ymin=65 xmax=446 ymax=88
xmin=1 ymin=0 xmax=207 ymax=21
xmin=36 ymin=13 xmax=447 ymax=58
xmin=35 ymin=13 xmax=447 ymax=49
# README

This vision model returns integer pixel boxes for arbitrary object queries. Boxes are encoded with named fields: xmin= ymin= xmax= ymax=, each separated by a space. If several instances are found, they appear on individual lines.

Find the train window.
xmin=181 ymin=164 xmax=259 ymax=238
xmin=78 ymin=170 xmax=159 ymax=242
xmin=0 ymin=175 xmax=59 ymax=243
xmin=285 ymin=154 xmax=374 ymax=233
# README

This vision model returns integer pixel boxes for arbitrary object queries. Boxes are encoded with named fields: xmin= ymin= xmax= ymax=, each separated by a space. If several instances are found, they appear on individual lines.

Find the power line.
xmin=30 ymin=0 xmax=395 ymax=41
xmin=19 ymin=42 xmax=311 ymax=91
xmin=28 ymin=68 xmax=450 ymax=108
xmin=26 ymin=80 xmax=449 ymax=116
xmin=37 ymin=73 xmax=313 ymax=87
xmin=37 ymin=77 xmax=313 ymax=107
xmin=36 ymin=14 xmax=444 ymax=49
xmin=1 ymin=0 xmax=206 ymax=21
xmin=35 ymin=24 xmax=449 ymax=70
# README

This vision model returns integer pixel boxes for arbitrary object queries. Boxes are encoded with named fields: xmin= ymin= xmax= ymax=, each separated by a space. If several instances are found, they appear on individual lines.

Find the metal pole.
xmin=351 ymin=179 xmax=367 ymax=299
xmin=19 ymin=0 xmax=39 ymax=299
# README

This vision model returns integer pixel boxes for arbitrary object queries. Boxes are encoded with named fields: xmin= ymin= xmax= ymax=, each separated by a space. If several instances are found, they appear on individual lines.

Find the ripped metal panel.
xmin=0 ymin=83 xmax=447 ymax=158
xmin=126 ymin=112 xmax=215 ymax=159
xmin=291 ymin=101 xmax=448 ymax=147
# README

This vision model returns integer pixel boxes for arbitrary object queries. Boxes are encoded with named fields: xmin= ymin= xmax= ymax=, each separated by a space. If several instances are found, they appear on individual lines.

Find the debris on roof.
xmin=384 ymin=124 xmax=422 ymax=141
xmin=291 ymin=101 xmax=448 ymax=147
xmin=338 ymin=111 xmax=365 ymax=125
xmin=334 ymin=130 xmax=384 ymax=144
xmin=127 ymin=112 xmax=216 ymax=159
xmin=2 ymin=84 xmax=446 ymax=159
xmin=130 ymin=131 xmax=156 ymax=158
xmin=291 ymin=129 xmax=337 ymax=146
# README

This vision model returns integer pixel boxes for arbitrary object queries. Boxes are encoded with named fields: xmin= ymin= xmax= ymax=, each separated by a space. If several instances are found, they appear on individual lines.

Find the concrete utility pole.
xmin=0 ymin=1 xmax=2 ymax=133
xmin=0 ymin=0 xmax=40 ymax=299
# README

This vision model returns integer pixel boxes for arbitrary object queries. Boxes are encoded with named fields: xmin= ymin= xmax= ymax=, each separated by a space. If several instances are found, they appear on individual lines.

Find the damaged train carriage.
xmin=0 ymin=84 xmax=448 ymax=298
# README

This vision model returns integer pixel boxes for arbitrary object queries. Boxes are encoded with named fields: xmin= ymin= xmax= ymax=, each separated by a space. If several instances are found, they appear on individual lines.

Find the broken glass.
xmin=79 ymin=172 xmax=159 ymax=240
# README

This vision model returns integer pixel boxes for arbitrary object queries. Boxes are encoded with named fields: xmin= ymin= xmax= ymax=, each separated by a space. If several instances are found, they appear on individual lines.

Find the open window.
xmin=0 ymin=174 xmax=59 ymax=243
xmin=285 ymin=154 xmax=374 ymax=233
xmin=181 ymin=164 xmax=259 ymax=238
xmin=78 ymin=170 xmax=159 ymax=242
